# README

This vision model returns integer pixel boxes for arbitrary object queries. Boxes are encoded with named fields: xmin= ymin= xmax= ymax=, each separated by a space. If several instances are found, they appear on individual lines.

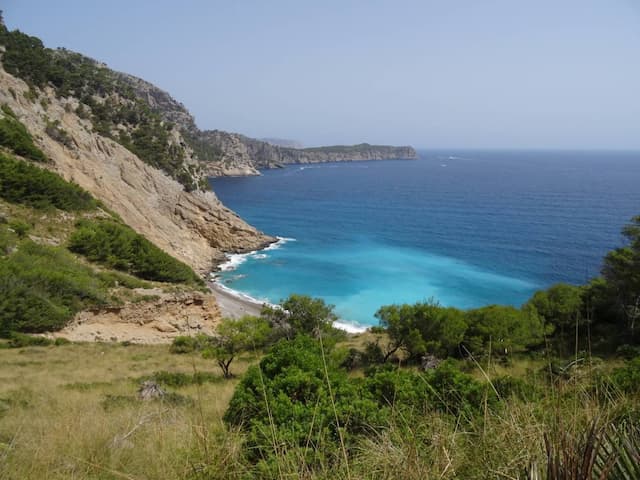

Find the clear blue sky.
xmin=4 ymin=1 xmax=640 ymax=149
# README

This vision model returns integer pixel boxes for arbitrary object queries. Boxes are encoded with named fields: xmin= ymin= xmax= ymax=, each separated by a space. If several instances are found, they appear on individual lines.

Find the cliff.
xmin=199 ymin=130 xmax=418 ymax=177
xmin=0 ymin=43 xmax=274 ymax=274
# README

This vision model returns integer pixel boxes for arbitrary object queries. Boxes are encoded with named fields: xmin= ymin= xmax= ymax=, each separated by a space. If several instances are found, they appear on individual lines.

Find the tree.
xmin=527 ymin=283 xmax=583 ymax=353
xmin=260 ymin=294 xmax=337 ymax=339
xmin=464 ymin=304 xmax=545 ymax=356
xmin=375 ymin=300 xmax=467 ymax=362
xmin=203 ymin=316 xmax=271 ymax=378
xmin=602 ymin=215 xmax=640 ymax=338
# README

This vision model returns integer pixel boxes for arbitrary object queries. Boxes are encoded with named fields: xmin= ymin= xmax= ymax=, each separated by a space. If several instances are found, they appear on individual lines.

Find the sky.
xmin=4 ymin=1 xmax=640 ymax=149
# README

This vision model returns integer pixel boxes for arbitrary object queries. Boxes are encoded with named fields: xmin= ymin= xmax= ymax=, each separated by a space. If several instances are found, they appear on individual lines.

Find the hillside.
xmin=0 ymin=23 xmax=274 ymax=274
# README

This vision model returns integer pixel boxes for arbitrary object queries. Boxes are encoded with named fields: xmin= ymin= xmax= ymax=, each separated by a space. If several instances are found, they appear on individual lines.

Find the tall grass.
xmin=0 ymin=340 xmax=637 ymax=479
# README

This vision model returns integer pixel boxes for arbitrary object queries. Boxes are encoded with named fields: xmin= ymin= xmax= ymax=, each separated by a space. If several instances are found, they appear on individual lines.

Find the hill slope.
xmin=0 ymin=24 xmax=274 ymax=274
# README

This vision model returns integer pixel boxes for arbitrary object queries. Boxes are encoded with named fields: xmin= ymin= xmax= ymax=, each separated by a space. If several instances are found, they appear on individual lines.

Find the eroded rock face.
xmin=199 ymin=129 xmax=418 ymax=177
xmin=0 ymin=66 xmax=275 ymax=274
xmin=53 ymin=290 xmax=222 ymax=344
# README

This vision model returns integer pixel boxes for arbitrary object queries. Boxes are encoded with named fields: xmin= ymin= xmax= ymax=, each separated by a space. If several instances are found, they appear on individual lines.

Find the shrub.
xmin=375 ymin=300 xmax=468 ymax=362
xmin=610 ymin=357 xmax=640 ymax=394
xmin=260 ymin=294 xmax=339 ymax=340
xmin=0 ymin=153 xmax=96 ymax=210
xmin=0 ymin=240 xmax=109 ymax=335
xmin=203 ymin=316 xmax=272 ymax=378
xmin=0 ymin=106 xmax=47 ymax=162
xmin=463 ymin=304 xmax=545 ymax=356
xmin=422 ymin=359 xmax=496 ymax=418
xmin=7 ymin=219 xmax=30 ymax=238
xmin=68 ymin=219 xmax=203 ymax=285
xmin=224 ymin=336 xmax=385 ymax=469
xmin=146 ymin=370 xmax=220 ymax=388
xmin=169 ymin=334 xmax=216 ymax=354
xmin=8 ymin=332 xmax=53 ymax=348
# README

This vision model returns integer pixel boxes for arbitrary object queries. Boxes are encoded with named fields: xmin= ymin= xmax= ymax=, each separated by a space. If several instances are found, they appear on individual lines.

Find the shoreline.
xmin=209 ymin=280 xmax=367 ymax=333
xmin=208 ymin=281 xmax=266 ymax=318
xmin=207 ymin=239 xmax=368 ymax=333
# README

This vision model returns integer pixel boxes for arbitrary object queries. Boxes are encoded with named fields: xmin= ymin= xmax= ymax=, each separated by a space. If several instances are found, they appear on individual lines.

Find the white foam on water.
xmin=333 ymin=320 xmax=368 ymax=333
xmin=217 ymin=237 xmax=296 ymax=272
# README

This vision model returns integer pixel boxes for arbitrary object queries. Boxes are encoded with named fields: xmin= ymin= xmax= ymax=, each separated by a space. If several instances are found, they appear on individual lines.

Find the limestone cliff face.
xmin=199 ymin=130 xmax=418 ymax=177
xmin=0 ymin=66 xmax=274 ymax=273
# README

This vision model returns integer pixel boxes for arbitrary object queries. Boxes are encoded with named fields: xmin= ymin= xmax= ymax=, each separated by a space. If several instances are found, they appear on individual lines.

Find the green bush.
xmin=0 ymin=240 xmax=109 ymax=335
xmin=68 ymin=219 xmax=203 ymax=285
xmin=7 ymin=219 xmax=30 ymax=238
xmin=224 ymin=336 xmax=385 ymax=470
xmin=0 ymin=153 xmax=96 ymax=211
xmin=147 ymin=370 xmax=220 ymax=388
xmin=611 ymin=357 xmax=640 ymax=394
xmin=7 ymin=332 xmax=53 ymax=348
xmin=422 ymin=359 xmax=496 ymax=418
xmin=0 ymin=107 xmax=47 ymax=162
xmin=492 ymin=375 xmax=542 ymax=401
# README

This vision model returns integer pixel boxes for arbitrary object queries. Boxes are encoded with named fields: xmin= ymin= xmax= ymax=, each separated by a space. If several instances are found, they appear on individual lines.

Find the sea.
xmin=209 ymin=150 xmax=640 ymax=331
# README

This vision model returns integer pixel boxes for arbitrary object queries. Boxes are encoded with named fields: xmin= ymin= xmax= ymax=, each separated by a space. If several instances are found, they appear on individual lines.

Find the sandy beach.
xmin=208 ymin=281 xmax=266 ymax=318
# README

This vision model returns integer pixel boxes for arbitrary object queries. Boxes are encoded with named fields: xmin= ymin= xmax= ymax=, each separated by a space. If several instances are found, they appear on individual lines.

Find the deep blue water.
xmin=210 ymin=150 xmax=640 ymax=329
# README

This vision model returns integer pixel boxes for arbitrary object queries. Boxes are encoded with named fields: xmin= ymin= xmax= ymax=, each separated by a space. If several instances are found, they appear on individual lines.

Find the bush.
xmin=0 ymin=153 xmax=96 ymax=211
xmin=7 ymin=219 xmax=30 ymax=238
xmin=0 ymin=240 xmax=109 ymax=335
xmin=224 ymin=336 xmax=385 ymax=470
xmin=492 ymin=375 xmax=542 ymax=401
xmin=68 ymin=219 xmax=203 ymax=285
xmin=463 ymin=304 xmax=545 ymax=356
xmin=0 ymin=106 xmax=47 ymax=162
xmin=422 ymin=359 xmax=496 ymax=418
xmin=8 ymin=332 xmax=53 ymax=348
xmin=147 ymin=370 xmax=220 ymax=387
xmin=610 ymin=357 xmax=640 ymax=394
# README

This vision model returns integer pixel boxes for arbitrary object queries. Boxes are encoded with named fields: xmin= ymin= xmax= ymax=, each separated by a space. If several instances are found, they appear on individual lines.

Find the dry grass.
xmin=0 ymin=342 xmax=253 ymax=479
xmin=0 ymin=341 xmax=635 ymax=480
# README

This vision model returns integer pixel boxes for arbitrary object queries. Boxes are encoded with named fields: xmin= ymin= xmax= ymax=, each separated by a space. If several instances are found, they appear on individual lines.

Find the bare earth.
xmin=51 ymin=289 xmax=222 ymax=344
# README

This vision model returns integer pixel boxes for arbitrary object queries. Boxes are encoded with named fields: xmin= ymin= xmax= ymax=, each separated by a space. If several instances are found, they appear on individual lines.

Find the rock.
xmin=0 ymin=65 xmax=275 ymax=275
xmin=53 ymin=290 xmax=222 ymax=344
xmin=138 ymin=381 xmax=164 ymax=401
xmin=421 ymin=354 xmax=441 ymax=371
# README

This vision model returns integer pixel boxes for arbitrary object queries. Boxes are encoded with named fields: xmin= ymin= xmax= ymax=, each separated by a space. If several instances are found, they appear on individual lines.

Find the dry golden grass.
xmin=0 ymin=342 xmax=254 ymax=479
xmin=0 ymin=340 xmax=634 ymax=480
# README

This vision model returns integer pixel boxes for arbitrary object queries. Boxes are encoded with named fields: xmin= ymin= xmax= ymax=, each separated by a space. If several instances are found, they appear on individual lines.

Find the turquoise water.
xmin=210 ymin=150 xmax=640 ymax=329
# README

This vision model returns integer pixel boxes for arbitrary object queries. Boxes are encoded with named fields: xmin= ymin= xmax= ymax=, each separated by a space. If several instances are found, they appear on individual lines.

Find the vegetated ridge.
xmin=0 ymin=20 xmax=275 ymax=274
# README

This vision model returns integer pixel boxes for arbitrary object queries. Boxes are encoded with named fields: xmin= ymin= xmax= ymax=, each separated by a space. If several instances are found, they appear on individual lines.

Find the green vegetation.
xmin=261 ymin=294 xmax=341 ymax=340
xmin=0 ymin=150 xmax=205 ymax=337
xmin=203 ymin=316 xmax=271 ymax=378
xmin=68 ymin=218 xmax=203 ymax=285
xmin=0 ymin=104 xmax=47 ymax=162
xmin=0 ymin=24 xmax=208 ymax=190
xmin=300 ymin=143 xmax=400 ymax=153
xmin=0 ymin=152 xmax=96 ymax=210
xmin=0 ymin=240 xmax=109 ymax=335
xmin=374 ymin=300 xmax=545 ymax=362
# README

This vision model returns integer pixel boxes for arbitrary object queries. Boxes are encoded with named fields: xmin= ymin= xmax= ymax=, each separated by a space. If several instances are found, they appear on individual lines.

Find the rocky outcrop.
xmin=0 ymin=66 xmax=275 ymax=274
xmin=199 ymin=130 xmax=418 ymax=177
xmin=52 ymin=289 xmax=222 ymax=344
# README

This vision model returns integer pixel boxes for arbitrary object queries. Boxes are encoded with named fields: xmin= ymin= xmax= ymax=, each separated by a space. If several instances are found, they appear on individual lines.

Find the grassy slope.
xmin=0 ymin=335 xmax=636 ymax=480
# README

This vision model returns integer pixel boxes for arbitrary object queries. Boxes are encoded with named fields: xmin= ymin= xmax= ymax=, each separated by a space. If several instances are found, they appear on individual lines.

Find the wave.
xmin=333 ymin=320 xmax=368 ymax=333
xmin=216 ymin=236 xmax=296 ymax=272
